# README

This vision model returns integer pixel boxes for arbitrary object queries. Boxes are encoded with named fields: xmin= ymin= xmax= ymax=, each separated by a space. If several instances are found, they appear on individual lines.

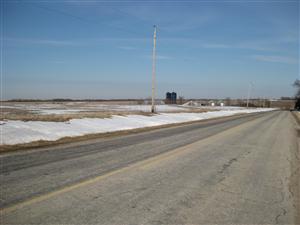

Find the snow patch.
xmin=1 ymin=108 xmax=275 ymax=145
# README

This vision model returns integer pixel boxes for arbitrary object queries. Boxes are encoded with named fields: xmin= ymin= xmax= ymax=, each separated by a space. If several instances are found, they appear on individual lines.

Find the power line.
xmin=21 ymin=0 xmax=149 ymax=38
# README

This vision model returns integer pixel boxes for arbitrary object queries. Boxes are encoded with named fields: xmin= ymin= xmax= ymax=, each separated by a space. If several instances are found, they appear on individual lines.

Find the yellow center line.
xmin=1 ymin=141 xmax=199 ymax=214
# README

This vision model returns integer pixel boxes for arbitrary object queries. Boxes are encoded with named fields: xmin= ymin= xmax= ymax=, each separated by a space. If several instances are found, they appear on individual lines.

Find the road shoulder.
xmin=289 ymin=112 xmax=300 ymax=224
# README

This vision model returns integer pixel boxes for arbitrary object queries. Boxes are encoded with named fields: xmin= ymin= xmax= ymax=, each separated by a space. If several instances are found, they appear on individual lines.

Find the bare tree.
xmin=178 ymin=96 xmax=185 ymax=105
xmin=293 ymin=79 xmax=300 ymax=98
xmin=225 ymin=97 xmax=231 ymax=106
xmin=293 ymin=80 xmax=300 ymax=110
xmin=137 ymin=99 xmax=144 ymax=105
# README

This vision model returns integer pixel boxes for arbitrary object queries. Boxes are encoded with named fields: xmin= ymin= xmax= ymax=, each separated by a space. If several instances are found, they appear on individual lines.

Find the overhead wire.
xmin=19 ymin=0 xmax=150 ymax=39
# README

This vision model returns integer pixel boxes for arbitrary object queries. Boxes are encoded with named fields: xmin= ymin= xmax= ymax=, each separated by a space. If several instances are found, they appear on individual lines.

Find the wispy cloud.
xmin=201 ymin=43 xmax=231 ymax=49
xmin=49 ymin=60 xmax=67 ymax=64
xmin=144 ymin=54 xmax=173 ymax=60
xmin=252 ymin=55 xmax=298 ymax=64
xmin=120 ymin=5 xmax=217 ymax=33
xmin=199 ymin=38 xmax=296 ymax=52
xmin=5 ymin=38 xmax=80 ymax=46
xmin=5 ymin=37 xmax=150 ymax=47
xmin=118 ymin=46 xmax=136 ymax=50
xmin=158 ymin=38 xmax=281 ymax=52
xmin=5 ymin=35 xmax=297 ymax=54
xmin=156 ymin=55 xmax=173 ymax=60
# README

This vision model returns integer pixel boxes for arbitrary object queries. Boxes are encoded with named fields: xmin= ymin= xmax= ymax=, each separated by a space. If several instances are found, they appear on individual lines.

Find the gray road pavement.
xmin=1 ymin=111 xmax=299 ymax=224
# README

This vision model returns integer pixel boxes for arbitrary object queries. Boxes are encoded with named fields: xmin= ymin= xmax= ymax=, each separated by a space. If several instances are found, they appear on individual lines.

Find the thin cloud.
xmin=156 ymin=55 xmax=173 ymax=60
xmin=5 ymin=37 xmax=150 ymax=47
xmin=200 ymin=41 xmax=277 ymax=51
xmin=118 ymin=46 xmax=136 ymax=50
xmin=201 ymin=43 xmax=231 ymax=49
xmin=252 ymin=55 xmax=298 ymax=64
xmin=121 ymin=5 xmax=217 ymax=33
xmin=144 ymin=54 xmax=173 ymax=60
xmin=172 ymin=34 xmax=298 ymax=52
xmin=50 ymin=60 xmax=67 ymax=64
xmin=5 ymin=38 xmax=81 ymax=46
xmin=33 ymin=39 xmax=78 ymax=46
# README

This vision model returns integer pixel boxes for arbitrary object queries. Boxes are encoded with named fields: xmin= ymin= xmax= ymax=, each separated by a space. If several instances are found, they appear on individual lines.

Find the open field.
xmin=1 ymin=101 xmax=209 ymax=122
xmin=1 ymin=101 xmax=269 ymax=121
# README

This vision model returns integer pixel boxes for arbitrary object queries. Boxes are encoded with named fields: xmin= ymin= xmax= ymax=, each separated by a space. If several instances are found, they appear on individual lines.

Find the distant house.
xmin=208 ymin=100 xmax=215 ymax=106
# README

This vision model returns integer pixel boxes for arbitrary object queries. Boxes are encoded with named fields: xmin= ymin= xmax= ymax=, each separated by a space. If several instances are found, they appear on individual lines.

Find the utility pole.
xmin=246 ymin=83 xmax=253 ymax=108
xmin=151 ymin=25 xmax=157 ymax=113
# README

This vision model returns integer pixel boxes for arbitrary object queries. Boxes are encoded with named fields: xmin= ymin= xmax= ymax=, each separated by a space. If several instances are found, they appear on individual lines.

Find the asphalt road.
xmin=1 ymin=111 xmax=299 ymax=224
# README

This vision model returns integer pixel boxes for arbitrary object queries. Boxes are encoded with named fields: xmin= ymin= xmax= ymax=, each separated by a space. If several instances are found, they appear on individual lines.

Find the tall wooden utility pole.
xmin=151 ymin=25 xmax=157 ymax=113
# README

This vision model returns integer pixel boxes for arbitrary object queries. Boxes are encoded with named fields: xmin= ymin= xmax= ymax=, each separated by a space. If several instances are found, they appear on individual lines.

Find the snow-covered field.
xmin=183 ymin=105 xmax=246 ymax=111
xmin=1 ymin=108 xmax=275 ymax=145
xmin=0 ymin=102 xmax=188 ymax=114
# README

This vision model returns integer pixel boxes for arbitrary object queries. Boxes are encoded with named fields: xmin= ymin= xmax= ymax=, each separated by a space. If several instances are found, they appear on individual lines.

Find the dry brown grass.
xmin=0 ymin=102 xmax=213 ymax=122
xmin=291 ymin=111 xmax=300 ymax=124
xmin=0 ymin=109 xmax=155 ymax=122
xmin=179 ymin=108 xmax=215 ymax=113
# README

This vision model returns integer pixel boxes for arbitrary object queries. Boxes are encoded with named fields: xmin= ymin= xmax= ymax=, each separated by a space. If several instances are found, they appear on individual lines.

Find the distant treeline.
xmin=2 ymin=99 xmax=147 ymax=102
xmin=1 ymin=96 xmax=295 ymax=102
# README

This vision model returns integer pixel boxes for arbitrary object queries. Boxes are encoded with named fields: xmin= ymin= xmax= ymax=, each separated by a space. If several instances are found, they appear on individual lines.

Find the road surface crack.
xmin=275 ymin=208 xmax=287 ymax=224
xmin=218 ymin=158 xmax=237 ymax=174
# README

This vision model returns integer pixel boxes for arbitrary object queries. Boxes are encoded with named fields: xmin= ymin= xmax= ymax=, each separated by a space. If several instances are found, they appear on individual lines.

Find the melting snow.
xmin=1 ymin=108 xmax=275 ymax=145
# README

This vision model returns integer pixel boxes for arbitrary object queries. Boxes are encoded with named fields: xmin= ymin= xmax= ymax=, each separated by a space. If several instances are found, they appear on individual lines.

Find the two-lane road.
xmin=1 ymin=111 xmax=299 ymax=224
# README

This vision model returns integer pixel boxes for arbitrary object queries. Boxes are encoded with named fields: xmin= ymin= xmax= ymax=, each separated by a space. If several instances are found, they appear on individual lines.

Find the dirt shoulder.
xmin=290 ymin=111 xmax=300 ymax=224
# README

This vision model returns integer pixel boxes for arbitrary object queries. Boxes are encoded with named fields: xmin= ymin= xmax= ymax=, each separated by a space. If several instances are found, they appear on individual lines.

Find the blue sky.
xmin=2 ymin=0 xmax=299 ymax=99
